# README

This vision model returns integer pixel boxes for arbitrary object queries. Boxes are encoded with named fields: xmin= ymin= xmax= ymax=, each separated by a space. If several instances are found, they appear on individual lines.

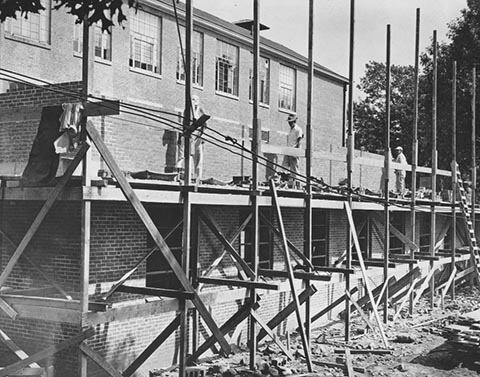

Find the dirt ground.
xmin=161 ymin=285 xmax=480 ymax=377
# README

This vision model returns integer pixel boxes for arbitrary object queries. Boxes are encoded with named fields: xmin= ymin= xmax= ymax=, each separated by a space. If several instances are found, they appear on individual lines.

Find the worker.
xmin=176 ymin=95 xmax=207 ymax=182
xmin=394 ymin=146 xmax=407 ymax=196
xmin=282 ymin=114 xmax=303 ymax=187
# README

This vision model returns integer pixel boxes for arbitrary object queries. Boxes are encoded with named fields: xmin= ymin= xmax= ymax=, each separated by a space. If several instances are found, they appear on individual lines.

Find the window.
xmin=240 ymin=209 xmax=271 ymax=269
xmin=176 ymin=27 xmax=204 ymax=87
xmin=248 ymin=128 xmax=270 ymax=143
xmin=4 ymin=0 xmax=50 ymax=44
xmin=73 ymin=23 xmax=112 ymax=61
xmin=390 ymin=212 xmax=405 ymax=255
xmin=311 ymin=210 xmax=328 ymax=266
xmin=215 ymin=40 xmax=239 ymax=96
xmin=249 ymin=56 xmax=270 ymax=105
xmin=129 ymin=9 xmax=161 ymax=74
xmin=419 ymin=213 xmax=431 ymax=253
xmin=353 ymin=211 xmax=372 ymax=261
xmin=278 ymin=64 xmax=296 ymax=111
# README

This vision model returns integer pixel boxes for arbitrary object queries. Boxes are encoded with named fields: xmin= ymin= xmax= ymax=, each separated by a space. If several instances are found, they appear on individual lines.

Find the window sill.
xmin=176 ymin=80 xmax=204 ymax=91
xmin=5 ymin=34 xmax=51 ymax=50
xmin=249 ymin=100 xmax=270 ymax=109
xmin=279 ymin=107 xmax=297 ymax=116
xmin=215 ymin=91 xmax=239 ymax=101
xmin=95 ymin=57 xmax=112 ymax=66
xmin=129 ymin=67 xmax=162 ymax=79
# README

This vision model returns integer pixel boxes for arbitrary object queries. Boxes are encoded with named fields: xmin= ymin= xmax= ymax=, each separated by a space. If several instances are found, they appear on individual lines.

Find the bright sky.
xmin=194 ymin=0 xmax=467 ymax=96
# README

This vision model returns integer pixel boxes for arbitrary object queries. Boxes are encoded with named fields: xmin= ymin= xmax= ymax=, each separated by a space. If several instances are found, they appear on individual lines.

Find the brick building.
xmin=0 ymin=1 xmax=466 ymax=377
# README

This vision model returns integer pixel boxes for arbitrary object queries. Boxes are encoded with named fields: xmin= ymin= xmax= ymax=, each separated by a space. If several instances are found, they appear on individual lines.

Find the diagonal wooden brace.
xmin=0 ymin=143 xmax=89 ymax=289
xmin=80 ymin=343 xmax=123 ymax=377
xmin=86 ymin=122 xmax=230 ymax=356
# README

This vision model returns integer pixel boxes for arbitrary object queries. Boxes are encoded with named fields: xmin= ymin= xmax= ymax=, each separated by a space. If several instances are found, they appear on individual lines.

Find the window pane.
xmin=249 ymin=57 xmax=270 ymax=105
xmin=176 ymin=27 xmax=204 ymax=86
xmin=5 ymin=0 xmax=50 ymax=43
xmin=215 ymin=40 xmax=239 ymax=96
xmin=279 ymin=64 xmax=296 ymax=111
xmin=129 ymin=9 xmax=161 ymax=74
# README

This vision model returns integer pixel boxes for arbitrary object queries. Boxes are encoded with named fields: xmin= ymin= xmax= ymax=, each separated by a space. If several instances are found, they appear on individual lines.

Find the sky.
xmin=194 ymin=0 xmax=467 ymax=97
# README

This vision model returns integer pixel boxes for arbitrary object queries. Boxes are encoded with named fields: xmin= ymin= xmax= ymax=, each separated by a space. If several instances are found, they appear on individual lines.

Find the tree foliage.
xmin=354 ymin=1 xmax=480 ymax=175
xmin=0 ymin=0 xmax=139 ymax=31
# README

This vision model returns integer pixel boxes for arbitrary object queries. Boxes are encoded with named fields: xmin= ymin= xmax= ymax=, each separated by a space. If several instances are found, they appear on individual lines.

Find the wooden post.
xmin=430 ymin=30 xmax=438 ymax=307
xmin=383 ymin=24 xmax=391 ymax=324
xmin=304 ymin=0 xmax=314 ymax=345
xmin=180 ymin=1 xmax=193 ymax=375
xmin=345 ymin=0 xmax=355 ymax=343
xmin=472 ymin=66 xmax=476 ymax=235
xmin=410 ymin=8 xmax=420 ymax=314
xmin=249 ymin=0 xmax=260 ymax=369
xmin=451 ymin=60 xmax=457 ymax=299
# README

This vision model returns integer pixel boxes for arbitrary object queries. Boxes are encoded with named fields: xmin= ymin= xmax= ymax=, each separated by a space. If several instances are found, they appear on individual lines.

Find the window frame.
xmin=239 ymin=208 xmax=272 ymax=269
xmin=249 ymin=55 xmax=270 ymax=106
xmin=4 ymin=0 xmax=51 ymax=45
xmin=73 ymin=22 xmax=112 ymax=62
xmin=278 ymin=64 xmax=297 ymax=112
xmin=311 ymin=209 xmax=329 ymax=267
xmin=129 ymin=9 xmax=162 ymax=76
xmin=176 ymin=27 xmax=204 ymax=88
xmin=215 ymin=39 xmax=239 ymax=97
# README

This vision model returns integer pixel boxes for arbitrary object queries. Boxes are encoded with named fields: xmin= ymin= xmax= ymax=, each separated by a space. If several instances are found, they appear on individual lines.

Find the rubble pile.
xmin=444 ymin=308 xmax=480 ymax=353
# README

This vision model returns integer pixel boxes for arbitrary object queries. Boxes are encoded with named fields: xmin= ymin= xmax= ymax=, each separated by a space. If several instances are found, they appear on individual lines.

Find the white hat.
xmin=395 ymin=146 xmax=403 ymax=151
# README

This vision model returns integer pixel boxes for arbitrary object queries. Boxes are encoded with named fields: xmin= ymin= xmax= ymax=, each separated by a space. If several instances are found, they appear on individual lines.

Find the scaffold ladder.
xmin=452 ymin=162 xmax=480 ymax=280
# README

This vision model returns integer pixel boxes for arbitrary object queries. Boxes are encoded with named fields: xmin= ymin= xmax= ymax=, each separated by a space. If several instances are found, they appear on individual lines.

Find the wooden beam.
xmin=102 ymin=220 xmax=182 ymax=300
xmin=188 ymin=302 xmax=259 ymax=363
xmin=411 ymin=266 xmax=437 ymax=308
xmin=313 ymin=266 xmax=354 ymax=274
xmin=197 ymin=277 xmax=279 ymax=290
xmin=258 ymin=269 xmax=331 ymax=282
xmin=86 ymin=122 xmax=230 ymax=356
xmin=198 ymin=210 xmax=255 ymax=279
xmin=345 ymin=290 xmax=375 ymax=332
xmin=83 ymin=100 xmax=120 ymax=117
xmin=351 ymin=260 xmax=396 ymax=268
xmin=122 ymin=315 xmax=181 ymax=377
xmin=79 ymin=343 xmax=122 ymax=377
xmin=372 ymin=213 xmax=418 ymax=252
xmin=393 ymin=278 xmax=420 ymax=321
xmin=259 ymin=212 xmax=314 ymax=270
xmin=270 ymin=181 xmax=313 ymax=370
xmin=0 ymin=328 xmax=95 ymax=377
xmin=0 ymin=297 xmax=17 ymax=319
xmin=344 ymin=348 xmax=355 ymax=377
xmin=116 ymin=285 xmax=194 ymax=300
xmin=0 ymin=329 xmax=40 ymax=368
xmin=0 ymin=143 xmax=89 ymax=288
xmin=0 ymin=367 xmax=45 ymax=376
xmin=311 ymin=287 xmax=359 ymax=325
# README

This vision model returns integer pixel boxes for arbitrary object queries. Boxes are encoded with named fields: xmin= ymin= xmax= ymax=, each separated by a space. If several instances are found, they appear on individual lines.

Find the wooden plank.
xmin=79 ymin=343 xmax=122 ymax=377
xmin=0 ymin=228 xmax=72 ymax=300
xmin=198 ymin=210 xmax=255 ymax=279
xmin=393 ymin=278 xmax=420 ymax=321
xmin=0 ymin=297 xmax=17 ymax=320
xmin=256 ymin=285 xmax=317 ymax=341
xmin=411 ymin=266 xmax=437 ymax=308
xmin=188 ymin=302 xmax=259 ymax=363
xmin=344 ymin=348 xmax=355 ymax=377
xmin=0 ymin=143 xmax=89 ymax=288
xmin=372 ymin=213 xmax=418 ymax=251
xmin=0 ymin=367 xmax=45 ymax=376
xmin=313 ymin=266 xmax=354 ymax=274
xmin=250 ymin=309 xmax=294 ymax=360
xmin=0 ymin=327 xmax=95 ymax=377
xmin=259 ymin=212 xmax=314 ymax=270
xmin=5 ymin=304 xmax=81 ymax=324
xmin=344 ymin=202 xmax=388 ymax=347
xmin=116 ymin=285 xmax=194 ymax=300
xmin=311 ymin=360 xmax=365 ymax=374
xmin=334 ymin=348 xmax=392 ymax=355
xmin=0 ymin=329 xmax=40 ymax=368
xmin=311 ymin=287 xmax=359 ymax=325
xmin=197 ymin=277 xmax=279 ymax=290
xmin=102 ymin=221 xmax=182 ymax=300
xmin=375 ymin=275 xmax=395 ymax=307
xmin=270 ymin=182 xmax=313 ymax=371
xmin=86 ymin=122 xmax=230 ymax=356
xmin=258 ymin=269 xmax=331 ymax=281
xmin=345 ymin=290 xmax=375 ymax=332
xmin=122 ymin=315 xmax=181 ymax=377
xmin=83 ymin=100 xmax=120 ymax=117
xmin=441 ymin=266 xmax=457 ymax=300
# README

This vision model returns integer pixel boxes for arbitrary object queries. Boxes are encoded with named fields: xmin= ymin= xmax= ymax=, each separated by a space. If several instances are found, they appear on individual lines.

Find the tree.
xmin=0 ymin=0 xmax=139 ymax=30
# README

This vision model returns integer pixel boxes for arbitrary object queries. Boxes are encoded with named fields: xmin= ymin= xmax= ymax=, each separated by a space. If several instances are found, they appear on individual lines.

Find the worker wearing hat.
xmin=394 ymin=146 xmax=407 ymax=196
xmin=282 ymin=114 xmax=303 ymax=187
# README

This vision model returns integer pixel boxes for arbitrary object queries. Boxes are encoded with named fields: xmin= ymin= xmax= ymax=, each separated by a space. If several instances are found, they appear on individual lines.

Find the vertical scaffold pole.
xmin=430 ymin=30 xmax=438 ymax=307
xmin=383 ymin=24 xmax=391 ymax=325
xmin=472 ymin=66 xmax=476 ymax=233
xmin=451 ymin=60 xmax=457 ymax=299
xmin=304 ymin=0 xmax=314 ymax=344
xmin=345 ymin=0 xmax=355 ymax=343
xmin=249 ymin=0 xmax=260 ymax=370
xmin=180 ymin=1 xmax=193 ymax=375
xmin=80 ymin=15 xmax=91 ymax=377
xmin=410 ymin=8 xmax=420 ymax=314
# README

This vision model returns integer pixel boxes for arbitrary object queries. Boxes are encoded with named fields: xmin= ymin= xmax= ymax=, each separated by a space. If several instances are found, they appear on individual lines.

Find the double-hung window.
xmin=278 ymin=64 xmax=296 ymax=111
xmin=73 ymin=23 xmax=112 ymax=61
xmin=215 ymin=40 xmax=239 ymax=96
xmin=176 ymin=27 xmax=204 ymax=87
xmin=4 ymin=0 xmax=51 ymax=44
xmin=311 ymin=209 xmax=328 ymax=266
xmin=249 ymin=56 xmax=270 ymax=105
xmin=129 ymin=9 xmax=162 ymax=74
